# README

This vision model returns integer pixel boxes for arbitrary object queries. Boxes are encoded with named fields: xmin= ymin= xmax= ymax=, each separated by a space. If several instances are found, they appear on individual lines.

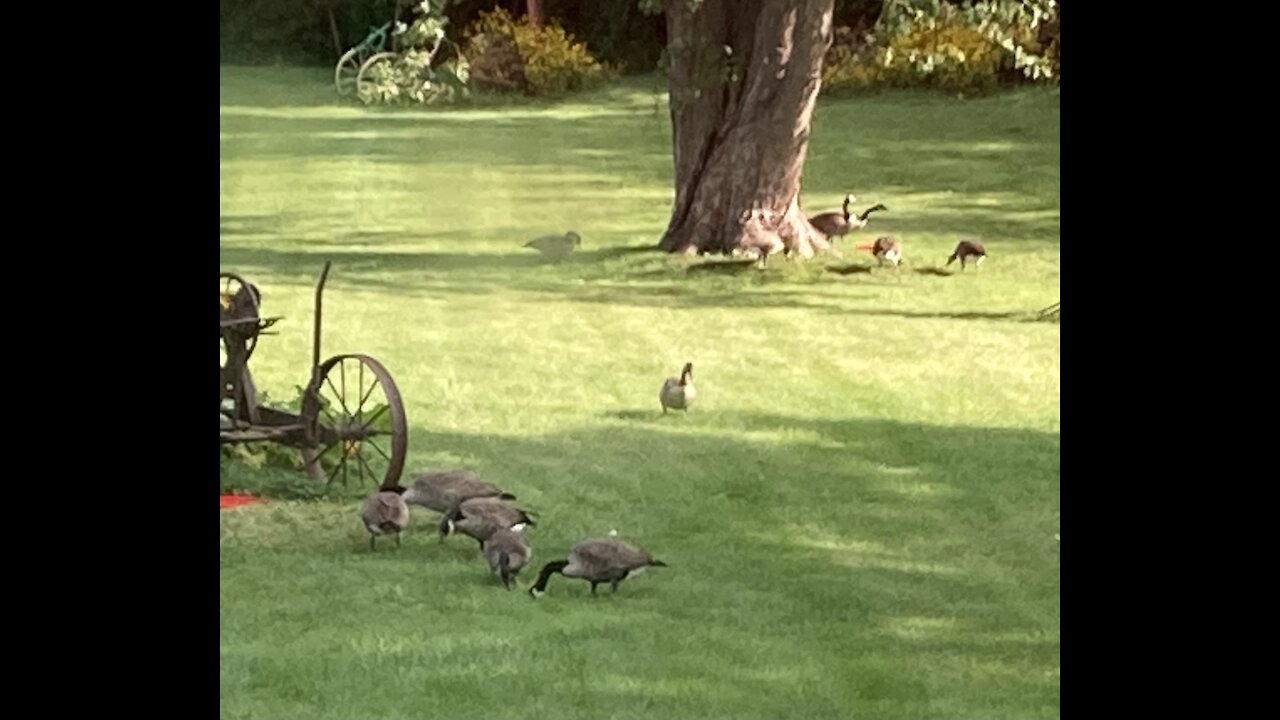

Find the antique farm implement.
xmin=219 ymin=262 xmax=408 ymax=490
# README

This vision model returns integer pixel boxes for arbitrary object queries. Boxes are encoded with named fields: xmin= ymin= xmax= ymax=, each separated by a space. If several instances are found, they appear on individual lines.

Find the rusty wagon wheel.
xmin=302 ymin=354 xmax=408 ymax=491
xmin=220 ymin=272 xmax=262 ymax=366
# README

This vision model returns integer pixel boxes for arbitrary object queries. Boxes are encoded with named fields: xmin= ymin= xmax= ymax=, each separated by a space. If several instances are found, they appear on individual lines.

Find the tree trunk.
xmin=526 ymin=0 xmax=544 ymax=28
xmin=660 ymin=0 xmax=835 ymax=259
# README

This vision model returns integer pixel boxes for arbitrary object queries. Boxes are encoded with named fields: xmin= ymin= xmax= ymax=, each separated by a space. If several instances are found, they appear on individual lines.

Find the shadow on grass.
xmin=399 ymin=411 xmax=1059 ymax=633
xmin=220 ymin=241 xmax=1050 ymax=322
xmin=221 ymin=74 xmax=1059 ymax=245
xmin=223 ymin=410 xmax=1059 ymax=711
xmin=840 ymin=308 xmax=1031 ymax=321
xmin=825 ymin=262 xmax=875 ymax=275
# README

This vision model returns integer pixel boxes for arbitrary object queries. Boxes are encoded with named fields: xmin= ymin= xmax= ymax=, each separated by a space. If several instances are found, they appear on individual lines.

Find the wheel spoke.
xmin=360 ymin=363 xmax=368 ymax=424
xmin=355 ymin=448 xmax=380 ymax=486
xmin=320 ymin=401 xmax=341 ymax=429
xmin=323 ymin=373 xmax=356 ymax=420
xmin=359 ymin=404 xmax=390 ymax=433
xmin=367 ymin=438 xmax=392 ymax=465
xmin=357 ymin=377 xmax=381 ymax=418
xmin=325 ymin=449 xmax=348 ymax=487
xmin=311 ymin=440 xmax=342 ymax=467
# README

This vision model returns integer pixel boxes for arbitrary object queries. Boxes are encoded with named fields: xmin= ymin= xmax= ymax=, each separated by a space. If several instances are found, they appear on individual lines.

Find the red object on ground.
xmin=220 ymin=494 xmax=263 ymax=509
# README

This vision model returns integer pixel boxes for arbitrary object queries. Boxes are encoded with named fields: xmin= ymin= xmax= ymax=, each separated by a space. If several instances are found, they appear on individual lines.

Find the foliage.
xmin=220 ymin=0 xmax=665 ymax=73
xmin=219 ymin=381 xmax=393 ymax=499
xmin=463 ymin=7 xmax=616 ymax=97
xmin=358 ymin=1 xmax=472 ymax=105
xmin=220 ymin=387 xmax=314 ymax=496
xmin=823 ymin=0 xmax=1058 ymax=96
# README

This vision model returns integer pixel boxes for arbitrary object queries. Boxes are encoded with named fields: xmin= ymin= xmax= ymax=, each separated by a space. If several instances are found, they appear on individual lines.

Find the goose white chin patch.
xmin=511 ymin=523 xmax=528 ymax=532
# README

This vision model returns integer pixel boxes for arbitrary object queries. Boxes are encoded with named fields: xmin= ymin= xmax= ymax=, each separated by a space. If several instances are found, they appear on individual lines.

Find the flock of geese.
xmin=800 ymin=192 xmax=989 ymax=269
xmin=359 ymin=363 xmax=692 ymax=599
xmin=360 ymin=469 xmax=669 ymax=599
xmin=362 ymin=196 xmax=988 ymax=600
xmin=521 ymin=192 xmax=988 ymax=271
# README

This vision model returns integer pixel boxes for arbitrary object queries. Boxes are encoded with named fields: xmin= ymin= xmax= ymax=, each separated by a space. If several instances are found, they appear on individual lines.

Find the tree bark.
xmin=660 ymin=0 xmax=835 ymax=259
xmin=526 ymin=0 xmax=544 ymax=28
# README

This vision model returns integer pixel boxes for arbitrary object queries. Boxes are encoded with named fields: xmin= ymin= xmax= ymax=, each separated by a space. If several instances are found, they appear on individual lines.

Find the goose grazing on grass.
xmin=400 ymin=469 xmax=516 ymax=515
xmin=439 ymin=496 xmax=536 ymax=549
xmin=523 ymin=231 xmax=581 ymax=262
xmin=360 ymin=485 xmax=410 ymax=551
xmin=483 ymin=527 xmax=532 ymax=590
xmin=946 ymin=239 xmax=986 ymax=270
xmin=855 ymin=236 xmax=904 ymax=267
xmin=659 ymin=362 xmax=696 ymax=414
xmin=528 ymin=536 xmax=667 ymax=598
xmin=807 ymin=193 xmax=888 ymax=243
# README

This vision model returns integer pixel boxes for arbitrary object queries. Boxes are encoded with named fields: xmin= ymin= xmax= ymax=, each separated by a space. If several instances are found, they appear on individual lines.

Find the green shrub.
xmin=464 ymin=7 xmax=616 ymax=97
xmin=358 ymin=1 xmax=472 ymax=105
xmin=822 ymin=0 xmax=1059 ymax=96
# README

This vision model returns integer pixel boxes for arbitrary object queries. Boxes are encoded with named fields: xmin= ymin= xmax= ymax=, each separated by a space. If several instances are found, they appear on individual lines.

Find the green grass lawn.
xmin=219 ymin=65 xmax=1060 ymax=720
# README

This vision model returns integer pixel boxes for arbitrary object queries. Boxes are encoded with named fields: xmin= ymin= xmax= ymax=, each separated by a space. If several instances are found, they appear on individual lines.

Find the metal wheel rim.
xmin=302 ymin=353 xmax=408 ymax=491
xmin=356 ymin=52 xmax=399 ymax=105
xmin=220 ymin=272 xmax=261 ymax=370
xmin=335 ymin=47 xmax=366 ymax=96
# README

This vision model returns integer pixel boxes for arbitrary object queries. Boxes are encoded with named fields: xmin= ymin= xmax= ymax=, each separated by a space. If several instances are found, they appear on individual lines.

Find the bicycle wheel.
xmin=335 ymin=47 xmax=368 ymax=97
xmin=356 ymin=52 xmax=399 ymax=104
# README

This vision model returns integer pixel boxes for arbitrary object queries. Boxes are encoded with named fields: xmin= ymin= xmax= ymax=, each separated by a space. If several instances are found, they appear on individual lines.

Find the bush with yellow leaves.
xmin=464 ymin=8 xmax=617 ymax=97
xmin=822 ymin=0 xmax=1058 ymax=96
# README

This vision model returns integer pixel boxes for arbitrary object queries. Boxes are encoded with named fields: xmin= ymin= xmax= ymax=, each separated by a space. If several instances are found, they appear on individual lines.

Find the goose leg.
xmin=396 ymin=533 xmax=401 ymax=549
xmin=611 ymin=580 xmax=620 ymax=594
xmin=590 ymin=582 xmax=600 ymax=596
xmin=369 ymin=535 xmax=376 ymax=552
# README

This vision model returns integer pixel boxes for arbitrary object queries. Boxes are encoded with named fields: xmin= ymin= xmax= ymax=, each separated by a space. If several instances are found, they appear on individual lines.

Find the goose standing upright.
xmin=528 ymin=536 xmax=668 ymax=598
xmin=659 ymin=362 xmax=696 ymax=414
xmin=359 ymin=485 xmax=411 ymax=551
xmin=807 ymin=193 xmax=889 ymax=244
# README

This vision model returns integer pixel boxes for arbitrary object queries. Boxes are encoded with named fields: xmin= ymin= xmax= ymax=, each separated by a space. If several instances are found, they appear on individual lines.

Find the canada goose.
xmin=855 ymin=236 xmax=903 ymax=267
xmin=359 ymin=485 xmax=410 ymax=551
xmin=659 ymin=362 xmax=696 ymax=414
xmin=528 ymin=536 xmax=667 ymax=598
xmin=439 ymin=496 xmax=536 ymax=549
xmin=946 ymin=239 xmax=986 ymax=270
xmin=483 ymin=527 xmax=532 ymax=590
xmin=807 ymin=193 xmax=888 ymax=242
xmin=523 ymin=231 xmax=581 ymax=262
xmin=400 ymin=469 xmax=516 ymax=514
